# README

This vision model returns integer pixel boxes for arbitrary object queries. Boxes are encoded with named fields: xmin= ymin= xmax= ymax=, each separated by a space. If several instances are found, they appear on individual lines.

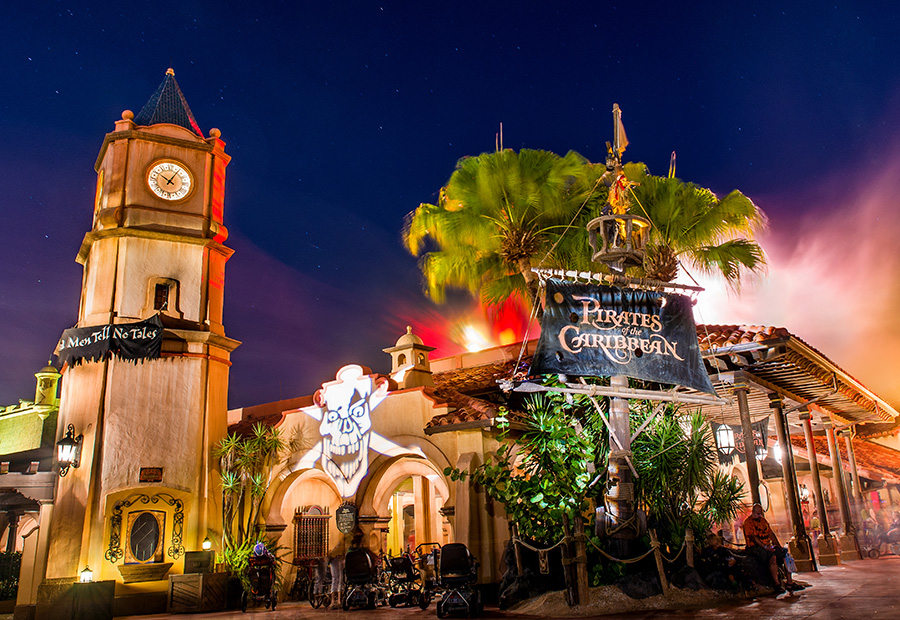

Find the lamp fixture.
xmin=202 ymin=536 xmax=212 ymax=551
xmin=755 ymin=444 xmax=768 ymax=461
xmin=714 ymin=425 xmax=735 ymax=455
xmin=57 ymin=424 xmax=83 ymax=477
xmin=79 ymin=566 xmax=93 ymax=583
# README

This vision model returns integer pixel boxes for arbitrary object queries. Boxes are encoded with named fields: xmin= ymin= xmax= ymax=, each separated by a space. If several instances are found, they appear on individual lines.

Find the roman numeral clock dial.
xmin=147 ymin=161 xmax=192 ymax=201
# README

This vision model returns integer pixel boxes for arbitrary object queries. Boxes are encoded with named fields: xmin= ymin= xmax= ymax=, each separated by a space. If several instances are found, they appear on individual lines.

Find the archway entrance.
xmin=384 ymin=475 xmax=449 ymax=555
xmin=369 ymin=459 xmax=451 ymax=556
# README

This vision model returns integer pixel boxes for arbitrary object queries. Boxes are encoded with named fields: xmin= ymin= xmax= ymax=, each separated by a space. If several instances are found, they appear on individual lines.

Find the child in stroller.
xmin=342 ymin=545 xmax=380 ymax=610
xmin=436 ymin=543 xmax=481 ymax=618
xmin=242 ymin=542 xmax=277 ymax=612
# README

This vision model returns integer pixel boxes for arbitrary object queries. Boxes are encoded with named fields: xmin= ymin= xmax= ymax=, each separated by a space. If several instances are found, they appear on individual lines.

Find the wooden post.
xmin=511 ymin=523 xmax=524 ymax=576
xmin=649 ymin=529 xmax=669 ymax=596
xmin=801 ymin=412 xmax=840 ymax=565
xmin=573 ymin=514 xmax=590 ymax=605
xmin=735 ymin=383 xmax=761 ymax=506
xmin=685 ymin=528 xmax=694 ymax=569
xmin=561 ymin=514 xmax=578 ymax=606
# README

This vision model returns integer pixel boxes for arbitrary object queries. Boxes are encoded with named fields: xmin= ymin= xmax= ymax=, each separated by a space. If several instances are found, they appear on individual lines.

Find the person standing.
xmin=326 ymin=532 xmax=352 ymax=608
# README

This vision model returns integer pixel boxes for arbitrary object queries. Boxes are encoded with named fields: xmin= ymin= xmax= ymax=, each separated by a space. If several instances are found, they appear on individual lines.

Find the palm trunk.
xmin=517 ymin=258 xmax=543 ymax=319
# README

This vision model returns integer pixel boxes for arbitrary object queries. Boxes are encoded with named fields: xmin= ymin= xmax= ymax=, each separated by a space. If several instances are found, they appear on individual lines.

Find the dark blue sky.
xmin=3 ymin=1 xmax=900 ymax=407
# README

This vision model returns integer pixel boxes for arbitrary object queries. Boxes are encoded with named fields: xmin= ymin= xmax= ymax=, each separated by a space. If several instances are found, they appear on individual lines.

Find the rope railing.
xmin=510 ymin=525 xmax=699 ymax=606
xmin=512 ymin=533 xmax=688 ymax=566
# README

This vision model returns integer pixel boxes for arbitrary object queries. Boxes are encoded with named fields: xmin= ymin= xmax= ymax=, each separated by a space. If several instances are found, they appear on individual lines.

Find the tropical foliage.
xmin=403 ymin=149 xmax=605 ymax=310
xmin=447 ymin=389 xmax=743 ymax=548
xmin=215 ymin=423 xmax=288 ymax=585
xmin=405 ymin=149 xmax=768 ymax=313
xmin=446 ymin=391 xmax=604 ymax=542
xmin=622 ymin=162 xmax=767 ymax=285
xmin=630 ymin=403 xmax=745 ymax=547
xmin=0 ymin=551 xmax=20 ymax=600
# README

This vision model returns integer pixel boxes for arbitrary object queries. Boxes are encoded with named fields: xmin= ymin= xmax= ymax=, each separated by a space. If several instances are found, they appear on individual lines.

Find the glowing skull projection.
xmin=295 ymin=365 xmax=424 ymax=498
xmin=315 ymin=365 xmax=385 ymax=493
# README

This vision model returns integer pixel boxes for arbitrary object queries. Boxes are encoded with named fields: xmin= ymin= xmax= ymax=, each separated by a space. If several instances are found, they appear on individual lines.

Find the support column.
xmin=801 ymin=412 xmax=839 ymax=565
xmin=843 ymin=431 xmax=865 ymax=522
xmin=735 ymin=384 xmax=760 ymax=506
xmin=824 ymin=422 xmax=860 ymax=561
xmin=769 ymin=395 xmax=814 ymax=571
xmin=5 ymin=511 xmax=19 ymax=552
xmin=413 ymin=475 xmax=432 ymax=548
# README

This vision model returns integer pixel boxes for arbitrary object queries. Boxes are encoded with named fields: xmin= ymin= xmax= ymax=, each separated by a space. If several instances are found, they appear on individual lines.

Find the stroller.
xmin=416 ymin=542 xmax=442 ymax=610
xmin=384 ymin=552 xmax=423 ymax=607
xmin=242 ymin=554 xmax=277 ymax=612
xmin=342 ymin=547 xmax=380 ymax=610
xmin=436 ymin=543 xmax=481 ymax=618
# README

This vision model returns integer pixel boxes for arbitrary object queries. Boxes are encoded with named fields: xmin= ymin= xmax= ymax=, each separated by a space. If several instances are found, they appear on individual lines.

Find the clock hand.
xmin=164 ymin=172 xmax=177 ymax=185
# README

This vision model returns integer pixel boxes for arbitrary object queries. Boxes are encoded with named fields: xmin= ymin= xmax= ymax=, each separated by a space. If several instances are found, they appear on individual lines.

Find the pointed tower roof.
xmin=134 ymin=68 xmax=203 ymax=136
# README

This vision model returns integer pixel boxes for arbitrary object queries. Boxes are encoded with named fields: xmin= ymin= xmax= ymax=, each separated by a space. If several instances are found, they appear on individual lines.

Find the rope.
xmin=512 ymin=535 xmax=569 ymax=553
xmin=515 ymin=534 xmax=690 ymax=566
xmin=659 ymin=541 xmax=686 ymax=564
xmin=585 ymin=536 xmax=656 ymax=564
xmin=536 ymin=177 xmax=603 ymax=270
xmin=512 ymin=285 xmax=543 ymax=379
xmin=510 ymin=176 xmax=604 ymax=379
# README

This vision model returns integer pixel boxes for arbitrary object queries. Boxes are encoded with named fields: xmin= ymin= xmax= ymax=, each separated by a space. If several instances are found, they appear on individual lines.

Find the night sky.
xmin=2 ymin=2 xmax=900 ymax=409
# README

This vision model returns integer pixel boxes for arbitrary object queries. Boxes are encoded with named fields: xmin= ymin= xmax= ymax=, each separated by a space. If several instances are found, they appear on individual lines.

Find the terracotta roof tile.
xmin=697 ymin=324 xmax=791 ymax=351
xmin=789 ymin=434 xmax=900 ymax=481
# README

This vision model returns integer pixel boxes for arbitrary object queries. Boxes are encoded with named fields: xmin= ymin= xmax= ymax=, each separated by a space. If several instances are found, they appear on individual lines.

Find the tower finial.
xmin=166 ymin=67 xmax=175 ymax=76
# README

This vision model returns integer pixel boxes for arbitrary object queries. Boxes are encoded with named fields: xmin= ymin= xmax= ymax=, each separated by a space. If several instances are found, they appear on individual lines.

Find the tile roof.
xmin=696 ymin=324 xmax=898 ymax=425
xmin=697 ymin=324 xmax=791 ymax=350
xmin=427 ymin=359 xmax=528 ymax=430
xmin=228 ymin=395 xmax=313 ymax=436
xmin=135 ymin=69 xmax=203 ymax=136
xmin=789 ymin=434 xmax=900 ymax=482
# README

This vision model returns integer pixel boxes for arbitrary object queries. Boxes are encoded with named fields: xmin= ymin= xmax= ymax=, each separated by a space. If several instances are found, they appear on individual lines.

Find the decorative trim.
xmin=105 ymin=492 xmax=185 ymax=563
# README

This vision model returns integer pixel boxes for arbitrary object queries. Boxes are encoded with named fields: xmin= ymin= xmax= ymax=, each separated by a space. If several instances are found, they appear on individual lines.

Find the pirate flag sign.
xmin=530 ymin=279 xmax=715 ymax=394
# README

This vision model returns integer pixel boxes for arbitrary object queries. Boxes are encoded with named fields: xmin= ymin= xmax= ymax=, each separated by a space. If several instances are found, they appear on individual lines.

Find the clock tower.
xmin=44 ymin=69 xmax=239 ymax=593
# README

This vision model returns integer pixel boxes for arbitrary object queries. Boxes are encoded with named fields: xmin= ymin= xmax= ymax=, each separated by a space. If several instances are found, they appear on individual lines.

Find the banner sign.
xmin=710 ymin=418 xmax=770 ymax=464
xmin=56 ymin=315 xmax=163 ymax=366
xmin=530 ymin=279 xmax=716 ymax=394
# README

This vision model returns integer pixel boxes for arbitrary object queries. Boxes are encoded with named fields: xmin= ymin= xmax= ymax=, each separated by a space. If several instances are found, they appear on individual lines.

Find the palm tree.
xmin=621 ymin=162 xmax=767 ymax=285
xmin=403 ymin=149 xmax=600 ymax=312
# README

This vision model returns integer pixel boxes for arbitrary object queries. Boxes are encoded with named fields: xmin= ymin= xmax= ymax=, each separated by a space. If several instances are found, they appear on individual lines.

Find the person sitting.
xmin=885 ymin=511 xmax=900 ymax=544
xmin=741 ymin=503 xmax=798 ymax=593
xmin=699 ymin=533 xmax=745 ymax=590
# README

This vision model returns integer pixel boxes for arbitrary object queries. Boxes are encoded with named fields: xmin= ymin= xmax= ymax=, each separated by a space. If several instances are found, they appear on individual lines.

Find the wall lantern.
xmin=57 ymin=424 xmax=83 ymax=477
xmin=202 ymin=536 xmax=212 ymax=551
xmin=79 ymin=566 xmax=93 ymax=583
xmin=755 ymin=444 xmax=768 ymax=461
xmin=715 ymin=425 xmax=735 ymax=455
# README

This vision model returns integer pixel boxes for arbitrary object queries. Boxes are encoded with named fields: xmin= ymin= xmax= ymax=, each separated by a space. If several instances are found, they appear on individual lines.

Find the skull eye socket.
xmin=327 ymin=409 xmax=339 ymax=423
xmin=351 ymin=402 xmax=366 ymax=418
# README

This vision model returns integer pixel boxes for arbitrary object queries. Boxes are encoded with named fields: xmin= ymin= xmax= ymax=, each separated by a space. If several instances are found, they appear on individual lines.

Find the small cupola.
xmin=383 ymin=326 xmax=435 ymax=389
xmin=33 ymin=361 xmax=61 ymax=419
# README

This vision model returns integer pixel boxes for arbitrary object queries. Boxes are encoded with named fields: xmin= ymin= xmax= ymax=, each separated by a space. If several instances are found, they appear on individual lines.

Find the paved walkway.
xmin=6 ymin=555 xmax=896 ymax=620
xmin=126 ymin=556 xmax=900 ymax=619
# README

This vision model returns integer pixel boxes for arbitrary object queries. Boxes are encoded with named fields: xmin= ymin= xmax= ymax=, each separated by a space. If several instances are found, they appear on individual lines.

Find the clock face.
xmin=147 ymin=161 xmax=192 ymax=201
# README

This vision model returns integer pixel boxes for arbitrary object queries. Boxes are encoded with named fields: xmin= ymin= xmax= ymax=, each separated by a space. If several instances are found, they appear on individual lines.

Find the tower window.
xmin=153 ymin=283 xmax=169 ymax=310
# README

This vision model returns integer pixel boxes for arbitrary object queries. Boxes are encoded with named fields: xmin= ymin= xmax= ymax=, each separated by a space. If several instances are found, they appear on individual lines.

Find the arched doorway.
xmin=367 ymin=458 xmax=451 ymax=555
